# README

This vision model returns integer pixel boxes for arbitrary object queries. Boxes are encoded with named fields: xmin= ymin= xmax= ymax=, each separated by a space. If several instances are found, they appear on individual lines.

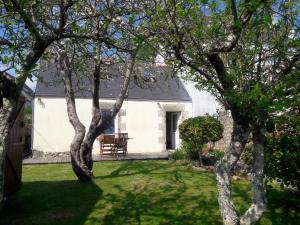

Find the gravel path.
xmin=23 ymin=150 xmax=169 ymax=164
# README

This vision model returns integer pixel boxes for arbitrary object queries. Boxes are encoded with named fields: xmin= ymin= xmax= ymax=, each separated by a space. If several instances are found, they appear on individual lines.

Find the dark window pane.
xmin=101 ymin=111 xmax=115 ymax=134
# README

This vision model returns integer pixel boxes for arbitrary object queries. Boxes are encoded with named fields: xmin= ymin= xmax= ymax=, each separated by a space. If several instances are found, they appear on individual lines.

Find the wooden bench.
xmin=98 ymin=133 xmax=128 ymax=158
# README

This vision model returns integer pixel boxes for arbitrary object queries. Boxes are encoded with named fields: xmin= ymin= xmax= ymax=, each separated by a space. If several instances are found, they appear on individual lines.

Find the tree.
xmin=0 ymin=0 xmax=141 ymax=205
xmin=53 ymin=44 xmax=138 ymax=181
xmin=0 ymin=0 xmax=83 ymax=206
xmin=179 ymin=115 xmax=223 ymax=166
xmin=43 ymin=0 xmax=151 ymax=181
xmin=146 ymin=1 xmax=300 ymax=224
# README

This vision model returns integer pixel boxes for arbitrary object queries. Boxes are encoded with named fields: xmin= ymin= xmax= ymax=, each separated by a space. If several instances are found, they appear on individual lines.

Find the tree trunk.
xmin=79 ymin=62 xmax=102 ymax=171
xmin=198 ymin=151 xmax=203 ymax=167
xmin=79 ymin=55 xmax=136 ymax=175
xmin=240 ymin=121 xmax=266 ymax=225
xmin=0 ymin=99 xmax=15 ymax=206
xmin=58 ymin=52 xmax=93 ymax=182
xmin=215 ymin=121 xmax=250 ymax=225
xmin=58 ymin=46 xmax=136 ymax=182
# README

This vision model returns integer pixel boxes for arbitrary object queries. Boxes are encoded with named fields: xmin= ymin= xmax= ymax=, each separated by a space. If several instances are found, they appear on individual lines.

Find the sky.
xmin=25 ymin=77 xmax=37 ymax=91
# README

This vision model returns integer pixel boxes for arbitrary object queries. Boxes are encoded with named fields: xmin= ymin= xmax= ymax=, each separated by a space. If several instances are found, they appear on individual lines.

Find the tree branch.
xmin=281 ymin=51 xmax=300 ymax=75
xmin=231 ymin=0 xmax=238 ymax=23
xmin=207 ymin=53 xmax=234 ymax=92
xmin=0 ymin=37 xmax=13 ymax=47
xmin=9 ymin=0 xmax=43 ymax=42
xmin=173 ymin=38 xmax=224 ymax=95
xmin=95 ymin=54 xmax=136 ymax=134
xmin=56 ymin=0 xmax=76 ymax=35
xmin=111 ymin=55 xmax=136 ymax=118
xmin=240 ymin=121 xmax=266 ymax=225
xmin=210 ymin=0 xmax=266 ymax=53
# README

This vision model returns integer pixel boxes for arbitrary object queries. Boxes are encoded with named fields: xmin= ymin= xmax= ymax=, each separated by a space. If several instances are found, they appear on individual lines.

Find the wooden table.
xmin=98 ymin=133 xmax=129 ymax=158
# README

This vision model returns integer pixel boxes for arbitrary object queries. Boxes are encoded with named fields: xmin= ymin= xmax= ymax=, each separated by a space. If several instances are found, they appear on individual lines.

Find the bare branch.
xmin=56 ymin=0 xmax=76 ymax=35
xmin=231 ymin=0 xmax=238 ymax=22
xmin=94 ymin=54 xmax=136 ymax=135
xmin=207 ymin=53 xmax=234 ymax=91
xmin=111 ymin=55 xmax=136 ymax=118
xmin=173 ymin=37 xmax=224 ymax=94
xmin=0 ymin=37 xmax=13 ymax=47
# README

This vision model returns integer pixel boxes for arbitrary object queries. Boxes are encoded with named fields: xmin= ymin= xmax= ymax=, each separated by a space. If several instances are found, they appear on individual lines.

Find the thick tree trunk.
xmin=70 ymin=124 xmax=91 ymax=181
xmin=240 ymin=121 xmax=266 ymax=225
xmin=215 ymin=121 xmax=250 ymax=225
xmin=78 ymin=56 xmax=136 ymax=173
xmin=79 ymin=63 xmax=102 ymax=171
xmin=58 ymin=52 xmax=93 ymax=182
xmin=215 ymin=117 xmax=267 ymax=225
xmin=58 ymin=47 xmax=136 ymax=181
xmin=0 ymin=99 xmax=15 ymax=206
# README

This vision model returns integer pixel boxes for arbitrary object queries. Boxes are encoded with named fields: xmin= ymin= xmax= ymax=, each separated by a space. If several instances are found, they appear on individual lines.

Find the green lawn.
xmin=1 ymin=160 xmax=299 ymax=225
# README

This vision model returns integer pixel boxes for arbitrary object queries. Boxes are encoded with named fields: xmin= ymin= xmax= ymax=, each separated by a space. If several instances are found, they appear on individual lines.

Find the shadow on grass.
xmin=89 ymin=160 xmax=222 ymax=225
xmin=86 ymin=182 xmax=221 ymax=225
xmin=0 ymin=180 xmax=103 ymax=225
xmin=1 ymin=160 xmax=299 ymax=225
xmin=261 ymin=188 xmax=300 ymax=225
xmin=95 ymin=160 xmax=173 ymax=179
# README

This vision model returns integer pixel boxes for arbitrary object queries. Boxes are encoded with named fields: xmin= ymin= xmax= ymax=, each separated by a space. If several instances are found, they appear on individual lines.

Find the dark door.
xmin=166 ymin=112 xmax=180 ymax=149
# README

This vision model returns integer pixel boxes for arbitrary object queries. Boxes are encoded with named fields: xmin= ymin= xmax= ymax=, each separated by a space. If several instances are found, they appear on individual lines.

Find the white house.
xmin=181 ymin=81 xmax=222 ymax=117
xmin=32 ymin=64 xmax=194 ymax=154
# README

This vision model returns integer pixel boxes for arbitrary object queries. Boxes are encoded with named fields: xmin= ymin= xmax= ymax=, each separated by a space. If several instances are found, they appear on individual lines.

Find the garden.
xmin=0 ymin=160 xmax=299 ymax=225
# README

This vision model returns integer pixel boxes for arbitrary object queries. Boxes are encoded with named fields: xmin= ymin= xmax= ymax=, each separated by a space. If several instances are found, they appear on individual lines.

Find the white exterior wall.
xmin=33 ymin=97 xmax=192 ymax=153
xmin=182 ymin=81 xmax=222 ymax=116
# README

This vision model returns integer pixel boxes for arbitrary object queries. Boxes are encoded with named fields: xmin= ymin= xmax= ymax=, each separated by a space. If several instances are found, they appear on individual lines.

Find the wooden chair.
xmin=114 ymin=133 xmax=128 ymax=156
xmin=98 ymin=134 xmax=115 ymax=158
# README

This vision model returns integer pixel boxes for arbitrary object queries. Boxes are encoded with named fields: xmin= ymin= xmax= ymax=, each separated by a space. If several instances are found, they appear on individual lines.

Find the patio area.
xmin=23 ymin=151 xmax=169 ymax=165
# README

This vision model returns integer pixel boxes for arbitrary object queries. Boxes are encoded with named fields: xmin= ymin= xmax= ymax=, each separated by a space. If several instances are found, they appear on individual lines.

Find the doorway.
xmin=166 ymin=112 xmax=180 ymax=149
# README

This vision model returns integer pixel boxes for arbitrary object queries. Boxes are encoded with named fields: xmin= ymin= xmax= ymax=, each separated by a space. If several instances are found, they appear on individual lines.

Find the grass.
xmin=0 ymin=160 xmax=299 ymax=225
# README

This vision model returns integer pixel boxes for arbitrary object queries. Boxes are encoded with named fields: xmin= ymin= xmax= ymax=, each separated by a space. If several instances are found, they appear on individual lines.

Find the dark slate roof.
xmin=35 ymin=63 xmax=191 ymax=102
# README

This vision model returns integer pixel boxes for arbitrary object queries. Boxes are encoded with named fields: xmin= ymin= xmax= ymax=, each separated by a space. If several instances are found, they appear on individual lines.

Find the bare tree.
xmin=56 ymin=46 xmax=136 ymax=181
xmin=46 ymin=0 xmax=148 ymax=181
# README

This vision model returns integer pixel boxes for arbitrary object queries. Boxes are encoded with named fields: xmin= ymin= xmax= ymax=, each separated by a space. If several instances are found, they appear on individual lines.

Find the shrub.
xmin=170 ymin=141 xmax=198 ymax=161
xmin=169 ymin=148 xmax=185 ymax=161
xmin=265 ymin=134 xmax=300 ymax=191
xmin=179 ymin=115 xmax=224 ymax=166
xmin=264 ymin=107 xmax=300 ymax=191
xmin=181 ymin=141 xmax=199 ymax=161
xmin=211 ymin=149 xmax=225 ymax=160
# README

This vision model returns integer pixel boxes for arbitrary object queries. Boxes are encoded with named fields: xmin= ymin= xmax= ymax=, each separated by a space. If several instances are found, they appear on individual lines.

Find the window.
xmin=101 ymin=110 xmax=115 ymax=134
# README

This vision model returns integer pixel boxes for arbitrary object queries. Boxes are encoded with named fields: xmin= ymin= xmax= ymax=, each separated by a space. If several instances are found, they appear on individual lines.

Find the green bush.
xmin=169 ymin=141 xmax=198 ymax=161
xmin=211 ymin=149 xmax=225 ymax=160
xmin=264 ymin=107 xmax=300 ymax=191
xmin=265 ymin=134 xmax=300 ymax=191
xmin=179 ymin=115 xmax=224 ymax=165
xmin=169 ymin=148 xmax=185 ymax=161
